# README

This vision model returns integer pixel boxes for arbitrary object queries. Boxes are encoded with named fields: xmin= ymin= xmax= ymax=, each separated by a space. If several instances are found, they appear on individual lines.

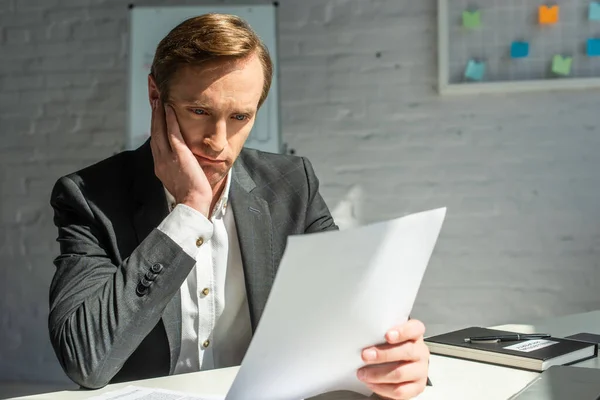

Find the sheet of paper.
xmin=589 ymin=2 xmax=600 ymax=21
xmin=551 ymin=55 xmax=572 ymax=76
xmin=225 ymin=208 xmax=447 ymax=400
xmin=464 ymin=60 xmax=485 ymax=81
xmin=587 ymin=38 xmax=600 ymax=57
xmin=510 ymin=42 xmax=529 ymax=59
xmin=87 ymin=385 xmax=223 ymax=400
xmin=538 ymin=5 xmax=559 ymax=24
xmin=462 ymin=10 xmax=481 ymax=29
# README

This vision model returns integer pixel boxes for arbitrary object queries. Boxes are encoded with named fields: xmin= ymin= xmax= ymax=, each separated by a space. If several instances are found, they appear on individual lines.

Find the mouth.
xmin=194 ymin=154 xmax=226 ymax=165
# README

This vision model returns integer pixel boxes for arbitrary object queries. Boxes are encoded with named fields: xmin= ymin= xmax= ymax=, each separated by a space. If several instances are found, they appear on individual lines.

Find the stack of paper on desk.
xmin=225 ymin=208 xmax=447 ymax=400
xmin=88 ymin=385 xmax=223 ymax=399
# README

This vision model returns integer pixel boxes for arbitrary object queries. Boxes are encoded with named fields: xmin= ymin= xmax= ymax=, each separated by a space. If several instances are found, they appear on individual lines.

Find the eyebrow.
xmin=179 ymin=98 xmax=212 ymax=108
xmin=234 ymin=107 xmax=257 ymax=115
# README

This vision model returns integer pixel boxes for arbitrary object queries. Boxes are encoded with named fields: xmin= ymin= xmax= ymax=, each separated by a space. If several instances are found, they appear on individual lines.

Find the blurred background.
xmin=1 ymin=0 xmax=599 ymax=395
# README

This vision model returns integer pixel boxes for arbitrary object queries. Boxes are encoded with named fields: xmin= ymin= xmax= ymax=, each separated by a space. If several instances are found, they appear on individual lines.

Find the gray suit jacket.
xmin=48 ymin=141 xmax=338 ymax=389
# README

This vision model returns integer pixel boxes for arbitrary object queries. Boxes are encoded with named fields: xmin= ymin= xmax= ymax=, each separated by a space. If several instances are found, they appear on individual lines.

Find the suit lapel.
xmin=131 ymin=141 xmax=181 ymax=374
xmin=230 ymin=158 xmax=275 ymax=331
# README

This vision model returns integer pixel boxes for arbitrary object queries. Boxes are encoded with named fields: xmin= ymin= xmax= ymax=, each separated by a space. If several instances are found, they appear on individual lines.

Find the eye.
xmin=192 ymin=109 xmax=206 ymax=115
xmin=233 ymin=114 xmax=248 ymax=121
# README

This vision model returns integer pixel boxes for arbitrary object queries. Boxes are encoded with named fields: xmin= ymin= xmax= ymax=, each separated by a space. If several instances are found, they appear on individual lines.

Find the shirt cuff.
xmin=157 ymin=204 xmax=213 ymax=258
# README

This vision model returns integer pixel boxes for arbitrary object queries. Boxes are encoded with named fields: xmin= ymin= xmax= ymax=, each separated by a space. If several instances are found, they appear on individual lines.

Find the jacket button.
xmin=202 ymin=288 xmax=210 ymax=296
xmin=136 ymin=283 xmax=148 ymax=297
xmin=196 ymin=237 xmax=204 ymax=247
xmin=140 ymin=276 xmax=152 ymax=288
xmin=203 ymin=340 xmax=210 ymax=348
xmin=150 ymin=263 xmax=163 ymax=274
xmin=145 ymin=271 xmax=158 ymax=281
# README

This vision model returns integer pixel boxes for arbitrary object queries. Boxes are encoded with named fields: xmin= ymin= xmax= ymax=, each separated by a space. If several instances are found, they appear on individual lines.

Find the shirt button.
xmin=196 ymin=237 xmax=204 ymax=247
xmin=203 ymin=340 xmax=210 ymax=348
xmin=202 ymin=288 xmax=210 ymax=296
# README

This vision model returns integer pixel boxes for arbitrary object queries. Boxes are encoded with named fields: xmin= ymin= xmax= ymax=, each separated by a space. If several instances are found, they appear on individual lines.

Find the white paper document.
xmin=225 ymin=208 xmax=447 ymax=400
xmin=87 ymin=385 xmax=223 ymax=400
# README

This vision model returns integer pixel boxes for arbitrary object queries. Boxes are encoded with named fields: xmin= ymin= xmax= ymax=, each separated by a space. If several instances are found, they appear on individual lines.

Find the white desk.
xmin=10 ymin=310 xmax=600 ymax=400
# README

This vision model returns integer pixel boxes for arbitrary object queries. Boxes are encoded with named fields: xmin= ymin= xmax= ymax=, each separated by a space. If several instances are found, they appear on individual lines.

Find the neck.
xmin=209 ymin=174 xmax=228 ymax=214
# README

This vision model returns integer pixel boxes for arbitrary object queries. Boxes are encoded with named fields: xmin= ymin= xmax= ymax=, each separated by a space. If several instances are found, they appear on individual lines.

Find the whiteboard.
xmin=127 ymin=4 xmax=281 ymax=153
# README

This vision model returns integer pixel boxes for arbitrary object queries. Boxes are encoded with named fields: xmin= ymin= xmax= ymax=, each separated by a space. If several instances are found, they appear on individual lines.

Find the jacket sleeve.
xmin=300 ymin=157 xmax=339 ymax=233
xmin=48 ymin=176 xmax=197 ymax=389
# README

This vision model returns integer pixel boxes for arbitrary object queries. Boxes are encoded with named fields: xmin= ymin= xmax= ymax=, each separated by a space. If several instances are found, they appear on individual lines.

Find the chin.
xmin=203 ymin=166 xmax=229 ymax=187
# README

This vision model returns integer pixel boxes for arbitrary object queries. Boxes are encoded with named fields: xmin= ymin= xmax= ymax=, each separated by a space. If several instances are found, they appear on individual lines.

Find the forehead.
xmin=169 ymin=55 xmax=264 ymax=108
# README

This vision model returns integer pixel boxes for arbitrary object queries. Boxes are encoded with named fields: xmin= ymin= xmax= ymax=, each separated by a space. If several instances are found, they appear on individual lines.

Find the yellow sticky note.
xmin=539 ymin=5 xmax=559 ymax=24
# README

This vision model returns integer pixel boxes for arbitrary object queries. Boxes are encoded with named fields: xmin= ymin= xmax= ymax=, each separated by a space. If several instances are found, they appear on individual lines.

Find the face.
xmin=149 ymin=54 xmax=264 ymax=188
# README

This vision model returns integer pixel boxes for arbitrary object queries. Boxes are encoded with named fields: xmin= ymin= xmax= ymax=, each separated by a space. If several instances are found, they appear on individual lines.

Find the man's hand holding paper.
xmin=359 ymin=319 xmax=429 ymax=399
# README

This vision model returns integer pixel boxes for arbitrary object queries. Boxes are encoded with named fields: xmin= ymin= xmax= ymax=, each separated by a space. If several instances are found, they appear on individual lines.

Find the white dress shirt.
xmin=157 ymin=172 xmax=253 ymax=373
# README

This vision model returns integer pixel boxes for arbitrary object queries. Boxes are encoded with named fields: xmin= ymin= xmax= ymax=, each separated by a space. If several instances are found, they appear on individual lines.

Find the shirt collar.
xmin=164 ymin=171 xmax=232 ymax=219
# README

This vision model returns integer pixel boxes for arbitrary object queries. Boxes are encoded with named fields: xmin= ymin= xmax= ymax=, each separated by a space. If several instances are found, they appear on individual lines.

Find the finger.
xmin=362 ymin=340 xmax=428 ymax=365
xmin=164 ymin=104 xmax=186 ymax=152
xmin=366 ymin=378 xmax=427 ymax=400
xmin=385 ymin=319 xmax=425 ymax=344
xmin=152 ymin=98 xmax=171 ymax=154
xmin=358 ymin=360 xmax=425 ymax=384
xmin=149 ymin=99 xmax=160 ymax=155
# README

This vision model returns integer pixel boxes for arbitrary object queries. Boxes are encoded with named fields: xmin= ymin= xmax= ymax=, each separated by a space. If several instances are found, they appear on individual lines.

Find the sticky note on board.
xmin=465 ymin=60 xmax=486 ymax=81
xmin=539 ymin=5 xmax=559 ymax=24
xmin=588 ymin=38 xmax=600 ymax=56
xmin=462 ymin=10 xmax=481 ymax=29
xmin=511 ymin=41 xmax=530 ymax=58
xmin=551 ymin=55 xmax=572 ymax=75
xmin=589 ymin=2 xmax=600 ymax=21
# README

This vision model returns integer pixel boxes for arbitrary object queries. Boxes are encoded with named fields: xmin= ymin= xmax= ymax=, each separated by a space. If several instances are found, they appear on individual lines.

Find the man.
xmin=48 ymin=14 xmax=429 ymax=399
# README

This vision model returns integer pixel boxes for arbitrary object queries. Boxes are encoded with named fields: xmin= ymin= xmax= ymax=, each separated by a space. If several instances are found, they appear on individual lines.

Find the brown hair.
xmin=150 ymin=13 xmax=273 ymax=107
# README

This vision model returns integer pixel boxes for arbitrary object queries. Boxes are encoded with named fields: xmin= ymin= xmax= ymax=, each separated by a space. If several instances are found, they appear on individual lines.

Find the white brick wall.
xmin=1 ymin=0 xmax=599 ymax=385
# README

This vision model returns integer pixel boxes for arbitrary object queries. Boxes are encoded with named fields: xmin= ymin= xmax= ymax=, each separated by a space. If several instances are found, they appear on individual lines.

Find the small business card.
xmin=503 ymin=339 xmax=558 ymax=352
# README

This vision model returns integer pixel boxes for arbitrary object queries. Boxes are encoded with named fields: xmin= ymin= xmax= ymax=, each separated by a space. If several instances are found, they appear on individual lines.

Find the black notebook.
xmin=425 ymin=327 xmax=597 ymax=372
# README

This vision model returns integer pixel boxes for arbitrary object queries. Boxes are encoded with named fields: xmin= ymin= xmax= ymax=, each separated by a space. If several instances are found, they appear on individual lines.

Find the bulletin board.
xmin=438 ymin=0 xmax=600 ymax=94
xmin=127 ymin=4 xmax=281 ymax=153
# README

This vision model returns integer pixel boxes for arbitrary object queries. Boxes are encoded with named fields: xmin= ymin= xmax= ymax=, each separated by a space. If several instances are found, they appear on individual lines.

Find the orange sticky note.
xmin=539 ymin=5 xmax=559 ymax=24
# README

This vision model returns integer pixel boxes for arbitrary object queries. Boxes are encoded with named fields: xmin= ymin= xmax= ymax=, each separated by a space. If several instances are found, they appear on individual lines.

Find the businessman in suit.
xmin=49 ymin=14 xmax=430 ymax=399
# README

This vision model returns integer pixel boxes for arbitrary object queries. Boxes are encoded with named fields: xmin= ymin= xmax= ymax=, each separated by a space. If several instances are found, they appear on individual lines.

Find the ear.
xmin=147 ymin=74 xmax=161 ymax=106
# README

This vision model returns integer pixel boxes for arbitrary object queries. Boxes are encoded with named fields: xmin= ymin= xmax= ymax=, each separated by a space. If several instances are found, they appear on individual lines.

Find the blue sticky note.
xmin=511 ymin=41 xmax=530 ymax=58
xmin=465 ymin=60 xmax=485 ymax=81
xmin=588 ymin=38 xmax=600 ymax=56
xmin=589 ymin=2 xmax=600 ymax=21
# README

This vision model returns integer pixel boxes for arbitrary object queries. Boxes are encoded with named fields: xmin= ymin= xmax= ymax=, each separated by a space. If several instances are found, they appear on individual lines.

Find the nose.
xmin=203 ymin=119 xmax=228 ymax=153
